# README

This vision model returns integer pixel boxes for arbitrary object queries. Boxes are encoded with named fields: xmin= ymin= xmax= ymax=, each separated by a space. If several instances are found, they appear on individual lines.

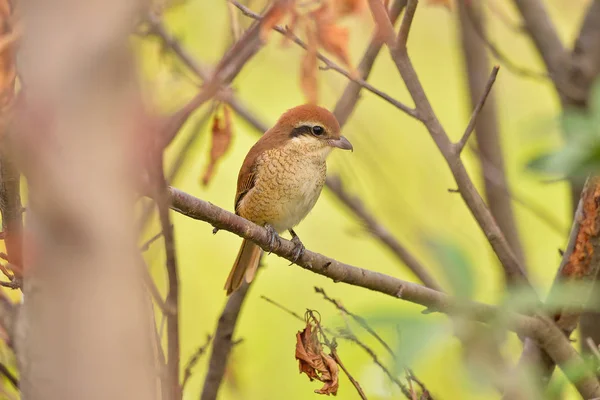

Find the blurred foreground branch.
xmin=201 ymin=279 xmax=251 ymax=400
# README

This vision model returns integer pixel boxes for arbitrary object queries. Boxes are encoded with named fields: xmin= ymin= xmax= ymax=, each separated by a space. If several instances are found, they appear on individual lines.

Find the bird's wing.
xmin=234 ymin=158 xmax=257 ymax=215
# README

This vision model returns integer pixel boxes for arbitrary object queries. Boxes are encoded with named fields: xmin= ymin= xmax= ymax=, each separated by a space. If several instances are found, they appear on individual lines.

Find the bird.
xmin=224 ymin=104 xmax=353 ymax=295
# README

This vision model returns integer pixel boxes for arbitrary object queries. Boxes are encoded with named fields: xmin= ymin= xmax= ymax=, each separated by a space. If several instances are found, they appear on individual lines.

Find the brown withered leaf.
xmin=202 ymin=104 xmax=233 ymax=186
xmin=259 ymin=0 xmax=295 ymax=41
xmin=312 ymin=4 xmax=352 ymax=69
xmin=300 ymin=24 xmax=318 ymax=105
xmin=295 ymin=321 xmax=339 ymax=396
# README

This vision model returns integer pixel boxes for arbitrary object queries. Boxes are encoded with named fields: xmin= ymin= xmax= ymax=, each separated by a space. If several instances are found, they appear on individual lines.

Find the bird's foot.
xmin=289 ymin=229 xmax=305 ymax=265
xmin=265 ymin=224 xmax=281 ymax=254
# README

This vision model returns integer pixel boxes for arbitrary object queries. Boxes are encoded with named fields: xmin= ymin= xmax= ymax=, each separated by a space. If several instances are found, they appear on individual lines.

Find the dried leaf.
xmin=300 ymin=24 xmax=318 ymax=105
xmin=295 ymin=321 xmax=339 ymax=396
xmin=315 ymin=351 xmax=339 ymax=395
xmin=425 ymin=0 xmax=453 ymax=10
xmin=312 ymin=4 xmax=352 ymax=68
xmin=202 ymin=105 xmax=233 ymax=186
xmin=260 ymin=0 xmax=295 ymax=41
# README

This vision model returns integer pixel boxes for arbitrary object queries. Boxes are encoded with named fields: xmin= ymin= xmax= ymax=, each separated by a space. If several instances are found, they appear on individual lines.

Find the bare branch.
xmin=462 ymin=3 xmax=547 ymax=80
xmin=231 ymin=0 xmax=418 ymax=118
xmin=182 ymin=334 xmax=212 ymax=390
xmin=201 ymin=278 xmax=252 ymax=400
xmin=506 ymin=177 xmax=600 ymax=398
xmin=374 ymin=0 xmax=530 ymax=286
xmin=396 ymin=0 xmax=417 ymax=49
xmin=326 ymin=177 xmax=441 ymax=290
xmin=154 ymin=172 xmax=181 ymax=400
xmin=315 ymin=286 xmax=394 ymax=357
xmin=454 ymin=66 xmax=499 ymax=154
xmin=262 ymin=295 xmax=411 ymax=396
xmin=510 ymin=0 xmax=569 ymax=99
xmin=168 ymin=187 xmax=600 ymax=398
xmin=333 ymin=0 xmax=408 ymax=126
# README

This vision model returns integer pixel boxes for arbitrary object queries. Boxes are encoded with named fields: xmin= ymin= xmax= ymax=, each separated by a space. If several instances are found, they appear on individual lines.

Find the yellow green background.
xmin=137 ymin=1 xmax=589 ymax=399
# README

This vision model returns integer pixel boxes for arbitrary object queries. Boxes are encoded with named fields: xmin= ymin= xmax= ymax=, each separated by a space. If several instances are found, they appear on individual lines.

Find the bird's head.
xmin=271 ymin=104 xmax=353 ymax=156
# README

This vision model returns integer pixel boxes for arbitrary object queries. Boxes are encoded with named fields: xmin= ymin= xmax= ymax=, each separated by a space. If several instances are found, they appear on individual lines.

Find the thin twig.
xmin=463 ymin=3 xmax=547 ymax=80
xmin=315 ymin=286 xmax=394 ymax=357
xmin=182 ymin=334 xmax=213 ymax=389
xmin=262 ymin=295 xmax=412 ymax=396
xmin=141 ymin=230 xmax=164 ymax=252
xmin=0 ymin=362 xmax=18 ymax=390
xmin=369 ymin=0 xmax=532 ymax=288
xmin=455 ymin=66 xmax=500 ymax=154
xmin=231 ymin=0 xmax=418 ymax=118
xmin=145 ymin=2 xmax=440 ymax=293
xmin=396 ymin=0 xmax=417 ymax=49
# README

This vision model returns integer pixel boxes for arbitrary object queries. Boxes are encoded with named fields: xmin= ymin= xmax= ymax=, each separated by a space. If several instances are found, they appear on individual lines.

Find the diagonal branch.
xmin=368 ymin=0 xmax=531 ymax=287
xmin=151 ymin=0 xmax=441 ymax=291
xmin=458 ymin=0 xmax=527 ymax=273
xmin=454 ymin=66 xmax=499 ymax=155
xmin=230 ymin=1 xmax=418 ymax=118
xmin=510 ymin=0 xmax=569 ymax=99
xmin=201 ymin=279 xmax=252 ymax=400
xmin=167 ymin=186 xmax=599 ymax=399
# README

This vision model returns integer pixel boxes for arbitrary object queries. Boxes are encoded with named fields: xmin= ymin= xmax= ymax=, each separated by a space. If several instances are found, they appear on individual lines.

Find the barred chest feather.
xmin=236 ymin=138 xmax=331 ymax=233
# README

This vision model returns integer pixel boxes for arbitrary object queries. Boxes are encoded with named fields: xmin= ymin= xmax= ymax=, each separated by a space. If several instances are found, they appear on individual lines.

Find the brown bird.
xmin=224 ymin=104 xmax=353 ymax=295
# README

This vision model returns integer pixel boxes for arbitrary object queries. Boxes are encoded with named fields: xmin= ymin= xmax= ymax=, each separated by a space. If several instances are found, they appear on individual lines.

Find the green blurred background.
xmin=137 ymin=1 xmax=590 ymax=398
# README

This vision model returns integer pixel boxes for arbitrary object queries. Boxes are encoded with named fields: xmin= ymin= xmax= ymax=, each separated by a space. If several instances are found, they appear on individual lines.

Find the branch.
xmin=200 ymin=277 xmax=252 ymax=400
xmin=458 ymin=1 xmax=527 ymax=274
xmin=368 ymin=0 xmax=531 ymax=287
xmin=262 ymin=295 xmax=412 ymax=396
xmin=396 ymin=0 xmax=417 ymax=49
xmin=462 ymin=2 xmax=547 ymax=80
xmin=154 ymin=168 xmax=181 ymax=400
xmin=454 ymin=66 xmax=499 ymax=155
xmin=315 ymin=286 xmax=394 ymax=357
xmin=231 ymin=1 xmax=418 ymax=119
xmin=326 ymin=177 xmax=440 ymax=290
xmin=510 ymin=0 xmax=569 ymax=99
xmin=505 ymin=176 xmax=600 ymax=398
xmin=333 ymin=0 xmax=408 ymax=126
xmin=168 ymin=187 xmax=600 ymax=399
xmin=155 ymin=0 xmax=440 ymax=291
xmin=569 ymin=0 xmax=600 ymax=106
xmin=182 ymin=334 xmax=212 ymax=390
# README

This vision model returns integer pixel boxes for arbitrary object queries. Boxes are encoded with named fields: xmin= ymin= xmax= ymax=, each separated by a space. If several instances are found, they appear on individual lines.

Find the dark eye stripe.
xmin=290 ymin=125 xmax=315 ymax=138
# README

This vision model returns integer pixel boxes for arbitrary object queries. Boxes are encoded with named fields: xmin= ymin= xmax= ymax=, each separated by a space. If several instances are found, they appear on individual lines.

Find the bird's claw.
xmin=289 ymin=231 xmax=305 ymax=265
xmin=265 ymin=224 xmax=281 ymax=254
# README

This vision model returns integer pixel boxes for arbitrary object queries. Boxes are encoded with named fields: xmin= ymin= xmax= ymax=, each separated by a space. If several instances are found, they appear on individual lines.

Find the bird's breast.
xmin=237 ymin=147 xmax=327 ymax=232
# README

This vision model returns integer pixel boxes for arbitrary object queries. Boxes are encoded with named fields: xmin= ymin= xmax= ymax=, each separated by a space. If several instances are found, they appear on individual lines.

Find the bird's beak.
xmin=329 ymin=136 xmax=353 ymax=151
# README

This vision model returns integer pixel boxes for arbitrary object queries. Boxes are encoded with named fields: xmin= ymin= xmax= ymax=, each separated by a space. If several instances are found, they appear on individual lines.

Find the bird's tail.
xmin=224 ymin=239 xmax=262 ymax=295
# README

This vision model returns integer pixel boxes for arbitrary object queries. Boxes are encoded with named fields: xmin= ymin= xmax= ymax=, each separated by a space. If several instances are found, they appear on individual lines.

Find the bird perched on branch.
xmin=224 ymin=104 xmax=353 ymax=294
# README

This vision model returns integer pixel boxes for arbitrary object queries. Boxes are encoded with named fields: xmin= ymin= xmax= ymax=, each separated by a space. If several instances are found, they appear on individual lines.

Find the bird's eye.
xmin=311 ymin=125 xmax=325 ymax=136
